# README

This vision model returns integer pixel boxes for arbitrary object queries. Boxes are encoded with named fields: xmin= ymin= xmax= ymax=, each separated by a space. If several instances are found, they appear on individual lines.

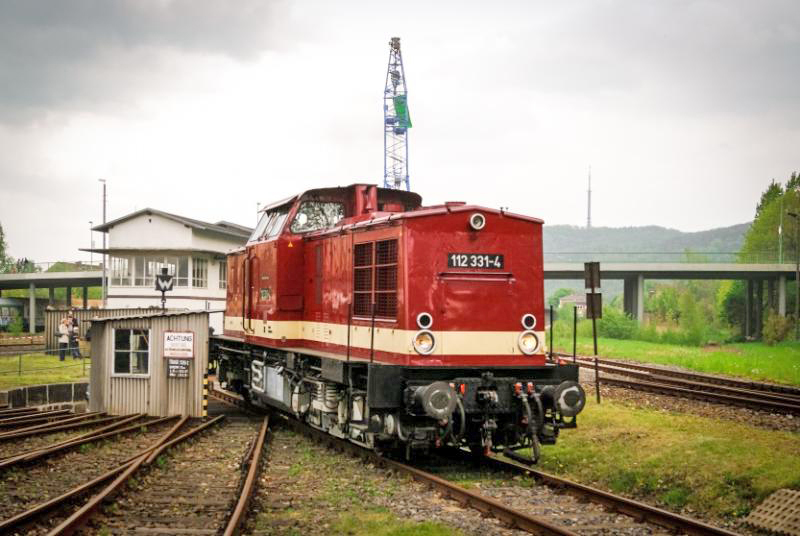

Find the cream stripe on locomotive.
xmin=224 ymin=316 xmax=547 ymax=356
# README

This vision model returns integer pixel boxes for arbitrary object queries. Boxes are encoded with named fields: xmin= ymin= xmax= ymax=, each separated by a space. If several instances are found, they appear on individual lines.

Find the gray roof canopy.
xmin=92 ymin=208 xmax=252 ymax=240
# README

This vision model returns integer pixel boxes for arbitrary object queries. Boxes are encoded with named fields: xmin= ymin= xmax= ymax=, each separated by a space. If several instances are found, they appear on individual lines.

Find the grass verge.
xmin=0 ymin=353 xmax=89 ymax=390
xmin=333 ymin=509 xmax=459 ymax=536
xmin=531 ymin=397 xmax=800 ymax=518
xmin=552 ymin=335 xmax=800 ymax=386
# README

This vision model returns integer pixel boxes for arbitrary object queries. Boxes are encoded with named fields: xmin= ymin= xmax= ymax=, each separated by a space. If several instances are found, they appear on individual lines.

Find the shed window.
xmin=353 ymin=239 xmax=398 ymax=318
xmin=113 ymin=329 xmax=149 ymax=375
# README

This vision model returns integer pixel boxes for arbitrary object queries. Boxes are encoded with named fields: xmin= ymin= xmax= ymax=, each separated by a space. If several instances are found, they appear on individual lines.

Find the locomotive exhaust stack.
xmin=212 ymin=183 xmax=585 ymax=462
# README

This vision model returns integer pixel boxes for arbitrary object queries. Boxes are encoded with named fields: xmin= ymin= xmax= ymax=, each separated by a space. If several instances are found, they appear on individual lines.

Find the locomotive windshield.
xmin=290 ymin=201 xmax=345 ymax=233
xmin=249 ymin=207 xmax=289 ymax=242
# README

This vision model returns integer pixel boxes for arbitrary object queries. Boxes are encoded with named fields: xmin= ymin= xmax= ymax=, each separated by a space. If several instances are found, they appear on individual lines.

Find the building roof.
xmin=85 ymin=309 xmax=223 ymax=323
xmin=92 ymin=208 xmax=252 ymax=240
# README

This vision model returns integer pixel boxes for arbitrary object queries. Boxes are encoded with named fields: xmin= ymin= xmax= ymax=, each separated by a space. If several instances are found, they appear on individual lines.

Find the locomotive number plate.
xmin=448 ymin=253 xmax=504 ymax=269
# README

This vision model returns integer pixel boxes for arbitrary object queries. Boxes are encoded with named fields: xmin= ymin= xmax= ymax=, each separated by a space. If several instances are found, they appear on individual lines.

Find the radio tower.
xmin=587 ymin=166 xmax=592 ymax=229
xmin=384 ymin=37 xmax=411 ymax=191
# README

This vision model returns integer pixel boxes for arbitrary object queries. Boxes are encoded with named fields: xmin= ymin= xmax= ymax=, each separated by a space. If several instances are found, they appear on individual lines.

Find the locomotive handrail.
xmin=438 ymin=271 xmax=514 ymax=282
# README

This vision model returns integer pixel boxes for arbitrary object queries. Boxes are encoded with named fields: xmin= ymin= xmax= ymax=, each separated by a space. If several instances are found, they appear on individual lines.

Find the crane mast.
xmin=383 ymin=37 xmax=411 ymax=191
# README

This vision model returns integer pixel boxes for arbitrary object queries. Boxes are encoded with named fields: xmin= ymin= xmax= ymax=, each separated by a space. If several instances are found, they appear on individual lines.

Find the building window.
xmin=352 ymin=239 xmax=398 ymax=319
xmin=176 ymin=257 xmax=189 ymax=287
xmin=192 ymin=258 xmax=208 ymax=288
xmin=110 ymin=257 xmax=131 ymax=286
xmin=132 ymin=255 xmax=188 ymax=287
xmin=218 ymin=260 xmax=227 ymax=289
xmin=113 ymin=329 xmax=149 ymax=375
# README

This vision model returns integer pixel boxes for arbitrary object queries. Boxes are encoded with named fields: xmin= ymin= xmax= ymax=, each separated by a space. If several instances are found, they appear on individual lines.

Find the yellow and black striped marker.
xmin=202 ymin=373 xmax=208 ymax=417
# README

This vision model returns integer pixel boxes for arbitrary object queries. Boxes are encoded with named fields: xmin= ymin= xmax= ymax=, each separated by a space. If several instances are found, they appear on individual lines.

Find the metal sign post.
xmin=155 ymin=267 xmax=174 ymax=312
xmin=584 ymin=262 xmax=602 ymax=403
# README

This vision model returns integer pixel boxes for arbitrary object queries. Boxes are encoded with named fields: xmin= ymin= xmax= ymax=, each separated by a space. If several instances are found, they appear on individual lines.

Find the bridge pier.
xmin=48 ymin=287 xmax=55 ymax=306
xmin=778 ymin=275 xmax=787 ymax=316
xmin=623 ymin=275 xmax=644 ymax=322
xmin=28 ymin=282 xmax=35 ymax=334
xmin=66 ymin=286 xmax=72 ymax=308
xmin=82 ymin=286 xmax=88 ymax=308
xmin=755 ymin=279 xmax=763 ymax=339
xmin=745 ymin=280 xmax=753 ymax=338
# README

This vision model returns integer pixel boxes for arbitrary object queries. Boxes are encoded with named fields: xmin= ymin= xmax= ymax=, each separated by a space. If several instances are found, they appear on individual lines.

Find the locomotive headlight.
xmin=518 ymin=330 xmax=540 ymax=355
xmin=469 ymin=212 xmax=486 ymax=231
xmin=413 ymin=330 xmax=436 ymax=355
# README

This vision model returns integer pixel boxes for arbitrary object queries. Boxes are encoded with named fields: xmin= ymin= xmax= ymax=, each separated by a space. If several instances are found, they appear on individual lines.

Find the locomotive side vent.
xmin=353 ymin=243 xmax=374 ymax=316
xmin=352 ymin=239 xmax=398 ymax=319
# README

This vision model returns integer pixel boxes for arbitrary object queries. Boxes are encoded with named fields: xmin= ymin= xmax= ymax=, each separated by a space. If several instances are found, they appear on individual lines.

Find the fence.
xmin=44 ymin=307 xmax=173 ymax=351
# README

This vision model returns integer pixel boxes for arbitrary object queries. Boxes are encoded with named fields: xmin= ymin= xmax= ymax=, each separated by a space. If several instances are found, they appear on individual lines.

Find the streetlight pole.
xmin=788 ymin=211 xmax=799 ymax=340
xmin=89 ymin=221 xmax=93 ymax=267
xmin=99 ymin=179 xmax=107 ymax=308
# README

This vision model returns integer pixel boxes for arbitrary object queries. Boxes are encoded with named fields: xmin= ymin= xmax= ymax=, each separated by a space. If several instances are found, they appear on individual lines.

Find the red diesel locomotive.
xmin=212 ymin=184 xmax=585 ymax=460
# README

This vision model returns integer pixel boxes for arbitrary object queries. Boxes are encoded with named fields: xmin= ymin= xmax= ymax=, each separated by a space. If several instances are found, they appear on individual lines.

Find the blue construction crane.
xmin=384 ymin=37 xmax=411 ymax=191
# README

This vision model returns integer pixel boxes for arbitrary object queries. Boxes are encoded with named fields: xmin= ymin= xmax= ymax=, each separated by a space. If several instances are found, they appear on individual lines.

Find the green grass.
xmin=332 ymin=509 xmax=461 ymax=536
xmin=531 ymin=397 xmax=800 ymax=517
xmin=553 ymin=335 xmax=800 ymax=386
xmin=0 ymin=353 xmax=89 ymax=390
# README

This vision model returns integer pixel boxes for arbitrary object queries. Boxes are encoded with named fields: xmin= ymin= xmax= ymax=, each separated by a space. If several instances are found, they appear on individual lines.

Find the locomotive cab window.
xmin=290 ymin=201 xmax=345 ymax=234
xmin=250 ymin=207 xmax=289 ymax=242
xmin=112 ymin=328 xmax=150 ymax=376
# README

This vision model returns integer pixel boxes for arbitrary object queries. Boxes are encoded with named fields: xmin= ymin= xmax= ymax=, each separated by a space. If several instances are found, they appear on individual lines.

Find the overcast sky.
xmin=0 ymin=0 xmax=798 ymax=262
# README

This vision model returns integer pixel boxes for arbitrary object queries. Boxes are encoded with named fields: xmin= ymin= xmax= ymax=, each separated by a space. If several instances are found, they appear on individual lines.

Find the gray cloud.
xmin=0 ymin=0 xmax=290 ymax=122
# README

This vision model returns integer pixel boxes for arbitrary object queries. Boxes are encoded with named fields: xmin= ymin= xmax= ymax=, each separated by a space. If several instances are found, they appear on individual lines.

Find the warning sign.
xmin=164 ymin=331 xmax=194 ymax=359
xmin=167 ymin=359 xmax=191 ymax=378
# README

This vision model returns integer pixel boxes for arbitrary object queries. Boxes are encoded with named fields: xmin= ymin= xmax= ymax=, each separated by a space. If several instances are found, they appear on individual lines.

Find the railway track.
xmin=0 ymin=401 xmax=269 ymax=536
xmin=560 ymin=353 xmax=800 ymax=415
xmin=211 ymin=385 xmax=741 ymax=536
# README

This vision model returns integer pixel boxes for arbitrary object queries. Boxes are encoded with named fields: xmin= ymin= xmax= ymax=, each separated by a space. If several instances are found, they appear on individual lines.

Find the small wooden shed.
xmin=88 ymin=311 xmax=209 ymax=417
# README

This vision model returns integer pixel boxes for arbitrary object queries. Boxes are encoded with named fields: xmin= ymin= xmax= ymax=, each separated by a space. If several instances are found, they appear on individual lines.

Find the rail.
xmin=210 ymin=385 xmax=741 ymax=536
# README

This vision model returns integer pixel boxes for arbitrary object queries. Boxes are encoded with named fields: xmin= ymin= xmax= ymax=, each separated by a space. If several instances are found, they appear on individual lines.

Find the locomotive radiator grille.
xmin=353 ymin=239 xmax=398 ymax=318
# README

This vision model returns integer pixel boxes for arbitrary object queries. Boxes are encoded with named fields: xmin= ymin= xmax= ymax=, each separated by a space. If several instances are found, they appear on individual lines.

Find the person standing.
xmin=68 ymin=311 xmax=82 ymax=359
xmin=57 ymin=317 xmax=70 ymax=361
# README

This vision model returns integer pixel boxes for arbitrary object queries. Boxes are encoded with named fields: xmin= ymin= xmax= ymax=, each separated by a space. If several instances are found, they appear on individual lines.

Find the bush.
xmin=763 ymin=312 xmax=792 ymax=345
xmin=597 ymin=307 xmax=638 ymax=339
xmin=8 ymin=316 xmax=23 ymax=335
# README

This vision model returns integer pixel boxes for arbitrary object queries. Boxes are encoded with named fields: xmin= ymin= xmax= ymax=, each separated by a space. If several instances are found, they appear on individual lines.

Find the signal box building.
xmin=90 ymin=209 xmax=251 ymax=333
xmin=88 ymin=311 xmax=209 ymax=417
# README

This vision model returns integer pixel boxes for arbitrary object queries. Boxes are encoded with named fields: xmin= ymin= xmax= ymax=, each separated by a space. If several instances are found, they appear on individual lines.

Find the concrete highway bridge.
xmin=0 ymin=263 xmax=795 ymax=338
xmin=545 ymin=263 xmax=796 ymax=339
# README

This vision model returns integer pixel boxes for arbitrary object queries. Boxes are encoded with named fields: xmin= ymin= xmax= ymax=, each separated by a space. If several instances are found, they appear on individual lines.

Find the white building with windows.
xmin=89 ymin=209 xmax=251 ymax=333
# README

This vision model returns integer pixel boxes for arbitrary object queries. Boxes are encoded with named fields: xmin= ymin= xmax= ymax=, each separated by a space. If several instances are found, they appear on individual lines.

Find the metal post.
xmin=594 ymin=357 xmax=600 ymax=404
xmin=549 ymin=305 xmax=554 ymax=361
xmin=572 ymin=306 xmax=577 ymax=363
xmin=99 ymin=179 xmax=107 ymax=308
xmin=66 ymin=286 xmax=72 ymax=308
xmin=82 ymin=287 xmax=88 ymax=309
xmin=346 ymin=303 xmax=352 ymax=362
xmin=18 ymin=353 xmax=22 ymax=376
xmin=89 ymin=220 xmax=94 ymax=267
xmin=369 ymin=302 xmax=376 ymax=363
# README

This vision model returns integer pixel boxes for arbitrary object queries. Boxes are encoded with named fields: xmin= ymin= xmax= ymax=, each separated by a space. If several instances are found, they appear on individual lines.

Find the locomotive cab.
xmin=215 ymin=183 xmax=585 ymax=462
